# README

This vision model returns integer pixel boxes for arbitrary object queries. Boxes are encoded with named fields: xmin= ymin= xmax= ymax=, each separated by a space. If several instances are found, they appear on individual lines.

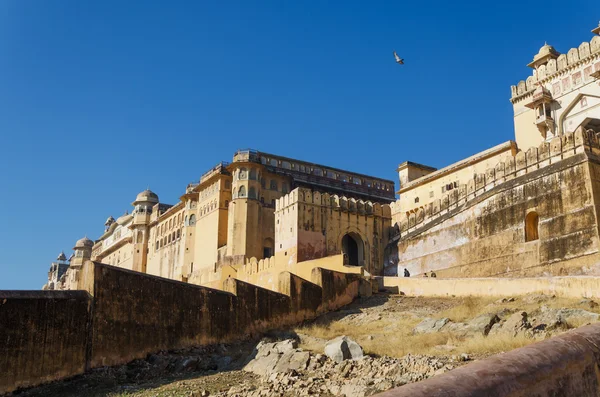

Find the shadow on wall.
xmin=383 ymin=244 xmax=399 ymax=276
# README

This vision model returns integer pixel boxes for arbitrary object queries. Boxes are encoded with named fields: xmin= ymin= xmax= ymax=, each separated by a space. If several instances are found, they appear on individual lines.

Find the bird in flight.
xmin=393 ymin=51 xmax=404 ymax=65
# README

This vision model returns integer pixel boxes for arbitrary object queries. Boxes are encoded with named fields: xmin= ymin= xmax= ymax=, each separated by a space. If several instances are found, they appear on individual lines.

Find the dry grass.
xmin=294 ymin=294 xmax=600 ymax=359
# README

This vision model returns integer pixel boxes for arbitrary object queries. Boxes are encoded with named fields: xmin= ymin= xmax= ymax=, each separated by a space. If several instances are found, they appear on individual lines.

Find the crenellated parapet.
xmin=511 ymin=35 xmax=600 ymax=102
xmin=393 ymin=127 xmax=600 ymax=239
xmin=275 ymin=187 xmax=392 ymax=218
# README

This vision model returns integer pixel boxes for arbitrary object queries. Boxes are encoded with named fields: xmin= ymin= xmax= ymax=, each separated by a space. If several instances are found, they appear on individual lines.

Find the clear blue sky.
xmin=0 ymin=1 xmax=597 ymax=289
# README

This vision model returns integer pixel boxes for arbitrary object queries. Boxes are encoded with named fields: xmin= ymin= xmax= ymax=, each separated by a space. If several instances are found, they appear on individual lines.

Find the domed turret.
xmin=133 ymin=189 xmax=159 ymax=205
xmin=74 ymin=236 xmax=94 ymax=249
xmin=528 ymin=43 xmax=560 ymax=68
xmin=71 ymin=236 xmax=93 ymax=267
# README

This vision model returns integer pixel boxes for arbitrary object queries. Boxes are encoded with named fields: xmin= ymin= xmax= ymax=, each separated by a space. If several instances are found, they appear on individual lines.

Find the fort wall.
xmin=387 ymin=128 xmax=600 ymax=278
xmin=0 ymin=291 xmax=91 ymax=394
xmin=0 ymin=262 xmax=364 ymax=394
xmin=275 ymin=188 xmax=392 ymax=275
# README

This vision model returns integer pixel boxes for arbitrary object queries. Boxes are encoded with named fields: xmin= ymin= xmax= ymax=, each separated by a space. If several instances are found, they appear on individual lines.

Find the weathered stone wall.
xmin=275 ymin=188 xmax=392 ymax=275
xmin=0 ymin=291 xmax=92 ymax=395
xmin=373 ymin=322 xmax=600 ymax=397
xmin=389 ymin=129 xmax=600 ymax=278
xmin=0 ymin=262 xmax=364 ymax=394
xmin=311 ymin=267 xmax=362 ymax=312
xmin=223 ymin=278 xmax=291 ymax=335
xmin=382 ymin=275 xmax=600 ymax=299
xmin=89 ymin=263 xmax=235 ymax=368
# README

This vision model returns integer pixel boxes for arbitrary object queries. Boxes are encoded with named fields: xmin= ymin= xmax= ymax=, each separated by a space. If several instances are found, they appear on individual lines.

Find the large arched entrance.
xmin=342 ymin=233 xmax=364 ymax=266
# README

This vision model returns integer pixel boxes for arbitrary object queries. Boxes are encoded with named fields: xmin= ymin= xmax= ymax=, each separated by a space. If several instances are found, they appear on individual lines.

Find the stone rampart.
xmin=0 ymin=263 xmax=364 ymax=394
xmin=373 ymin=322 xmax=600 ymax=397
xmin=89 ymin=263 xmax=235 ymax=368
xmin=0 ymin=291 xmax=92 ymax=395
xmin=511 ymin=36 xmax=600 ymax=99
xmin=223 ymin=278 xmax=292 ymax=334
xmin=276 ymin=187 xmax=391 ymax=218
xmin=392 ymin=127 xmax=598 ymax=239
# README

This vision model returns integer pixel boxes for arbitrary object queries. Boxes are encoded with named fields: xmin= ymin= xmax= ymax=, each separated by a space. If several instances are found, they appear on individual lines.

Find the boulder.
xmin=536 ymin=307 xmax=599 ymax=328
xmin=324 ymin=336 xmax=364 ymax=363
xmin=501 ymin=311 xmax=531 ymax=336
xmin=467 ymin=313 xmax=501 ymax=336
xmin=413 ymin=317 xmax=450 ymax=334
xmin=273 ymin=350 xmax=310 ymax=373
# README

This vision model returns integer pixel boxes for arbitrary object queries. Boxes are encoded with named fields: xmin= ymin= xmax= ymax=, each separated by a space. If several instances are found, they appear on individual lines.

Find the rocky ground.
xmin=12 ymin=292 xmax=600 ymax=397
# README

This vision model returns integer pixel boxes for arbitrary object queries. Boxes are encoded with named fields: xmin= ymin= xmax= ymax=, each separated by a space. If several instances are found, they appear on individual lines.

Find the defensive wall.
xmin=0 ymin=262 xmax=365 ymax=395
xmin=373 ymin=322 xmax=600 ymax=397
xmin=511 ymin=35 xmax=600 ymax=99
xmin=381 ymin=275 xmax=600 ymax=299
xmin=386 ymin=127 xmax=600 ymax=278
xmin=275 ymin=187 xmax=392 ymax=275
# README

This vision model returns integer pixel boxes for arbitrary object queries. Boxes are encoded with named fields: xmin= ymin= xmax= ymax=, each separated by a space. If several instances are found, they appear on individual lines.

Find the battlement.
xmin=391 ymin=127 xmax=600 ymax=238
xmin=511 ymin=35 xmax=600 ymax=102
xmin=275 ymin=187 xmax=392 ymax=218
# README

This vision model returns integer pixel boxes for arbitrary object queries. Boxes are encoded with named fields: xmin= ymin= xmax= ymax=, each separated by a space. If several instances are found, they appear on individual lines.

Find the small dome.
xmin=534 ymin=43 xmax=559 ymax=61
xmin=57 ymin=251 xmax=67 ymax=261
xmin=74 ymin=236 xmax=94 ymax=249
xmin=134 ymin=189 xmax=159 ymax=204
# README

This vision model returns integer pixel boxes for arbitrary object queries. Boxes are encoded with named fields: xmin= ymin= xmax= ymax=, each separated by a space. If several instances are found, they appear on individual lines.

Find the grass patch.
xmin=295 ymin=294 xmax=600 ymax=359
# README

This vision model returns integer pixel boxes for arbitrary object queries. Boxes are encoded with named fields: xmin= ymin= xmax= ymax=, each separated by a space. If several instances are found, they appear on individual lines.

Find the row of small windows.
xmin=258 ymin=157 xmax=392 ymax=191
xmin=158 ymin=213 xmax=184 ymax=236
xmin=155 ymin=229 xmax=182 ymax=250
xmin=413 ymin=182 xmax=460 ymax=204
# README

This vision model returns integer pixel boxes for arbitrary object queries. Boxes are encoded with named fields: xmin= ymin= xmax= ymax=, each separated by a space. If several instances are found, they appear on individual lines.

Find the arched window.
xmin=184 ymin=215 xmax=188 ymax=226
xmin=189 ymin=214 xmax=196 ymax=226
xmin=239 ymin=168 xmax=247 ymax=180
xmin=249 ymin=186 xmax=256 ymax=199
xmin=155 ymin=241 xmax=159 ymax=250
xmin=525 ymin=211 xmax=539 ymax=242
xmin=177 ymin=229 xmax=181 ymax=239
xmin=249 ymin=168 xmax=257 ymax=180
xmin=270 ymin=180 xmax=278 ymax=191
xmin=239 ymin=185 xmax=246 ymax=197
xmin=225 ymin=200 xmax=229 ymax=208
xmin=414 ymin=197 xmax=420 ymax=203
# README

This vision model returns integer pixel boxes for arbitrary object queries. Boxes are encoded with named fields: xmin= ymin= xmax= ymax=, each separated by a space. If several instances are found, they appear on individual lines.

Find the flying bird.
xmin=393 ymin=51 xmax=404 ymax=65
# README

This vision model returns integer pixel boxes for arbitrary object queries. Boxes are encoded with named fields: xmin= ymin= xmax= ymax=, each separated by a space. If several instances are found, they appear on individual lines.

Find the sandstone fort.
xmin=3 ymin=21 xmax=600 ymax=397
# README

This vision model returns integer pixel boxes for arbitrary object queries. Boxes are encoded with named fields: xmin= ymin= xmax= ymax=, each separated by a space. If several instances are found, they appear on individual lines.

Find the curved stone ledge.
xmin=373 ymin=323 xmax=600 ymax=397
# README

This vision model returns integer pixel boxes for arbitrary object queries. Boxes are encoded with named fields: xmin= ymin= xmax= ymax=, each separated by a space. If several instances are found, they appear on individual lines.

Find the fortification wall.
xmin=511 ymin=36 xmax=600 ymax=100
xmin=382 ymin=276 xmax=600 ymax=299
xmin=388 ymin=128 xmax=600 ymax=278
xmin=88 ymin=263 xmax=235 ymax=368
xmin=275 ymin=188 xmax=392 ymax=275
xmin=0 ymin=262 xmax=364 ymax=394
xmin=0 ymin=291 xmax=91 ymax=395
xmin=373 ymin=322 xmax=600 ymax=397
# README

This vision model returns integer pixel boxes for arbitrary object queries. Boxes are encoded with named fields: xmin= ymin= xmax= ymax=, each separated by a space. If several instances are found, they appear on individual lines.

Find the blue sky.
xmin=0 ymin=1 xmax=597 ymax=289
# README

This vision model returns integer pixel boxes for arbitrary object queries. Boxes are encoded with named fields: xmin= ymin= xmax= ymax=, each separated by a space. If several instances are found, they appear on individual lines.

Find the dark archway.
xmin=525 ymin=211 xmax=539 ymax=242
xmin=342 ymin=233 xmax=364 ymax=266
